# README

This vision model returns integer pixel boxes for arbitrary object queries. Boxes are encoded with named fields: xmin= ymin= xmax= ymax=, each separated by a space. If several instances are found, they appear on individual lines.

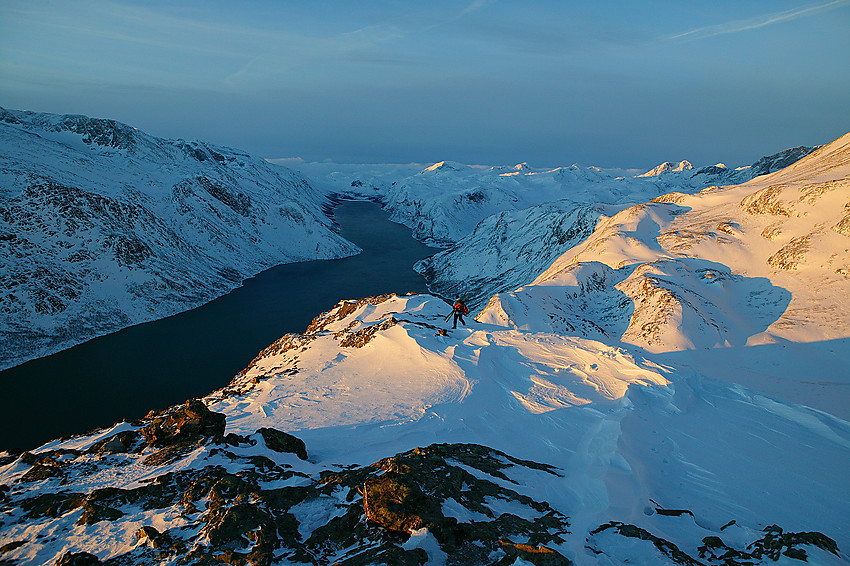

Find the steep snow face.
xmin=414 ymin=201 xmax=606 ymax=307
xmin=0 ymin=108 xmax=358 ymax=369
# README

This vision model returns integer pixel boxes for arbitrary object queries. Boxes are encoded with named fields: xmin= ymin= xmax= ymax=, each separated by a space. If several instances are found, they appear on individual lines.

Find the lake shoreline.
xmin=0 ymin=199 xmax=439 ymax=452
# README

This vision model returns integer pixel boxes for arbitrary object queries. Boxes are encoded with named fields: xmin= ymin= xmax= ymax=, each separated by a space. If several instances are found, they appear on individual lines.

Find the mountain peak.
xmin=422 ymin=160 xmax=469 ymax=173
xmin=636 ymin=160 xmax=693 ymax=177
xmin=1 ymin=107 xmax=141 ymax=151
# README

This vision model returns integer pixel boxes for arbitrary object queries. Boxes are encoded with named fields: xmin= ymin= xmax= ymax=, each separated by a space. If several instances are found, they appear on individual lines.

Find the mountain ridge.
xmin=0 ymin=108 xmax=358 ymax=370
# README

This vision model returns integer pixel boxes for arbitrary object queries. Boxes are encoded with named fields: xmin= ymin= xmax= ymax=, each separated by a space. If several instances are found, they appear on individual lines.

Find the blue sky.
xmin=1 ymin=1 xmax=848 ymax=169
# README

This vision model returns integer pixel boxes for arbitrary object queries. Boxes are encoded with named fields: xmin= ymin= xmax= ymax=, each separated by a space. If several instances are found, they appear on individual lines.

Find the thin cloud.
xmin=462 ymin=0 xmax=494 ymax=16
xmin=669 ymin=0 xmax=849 ymax=42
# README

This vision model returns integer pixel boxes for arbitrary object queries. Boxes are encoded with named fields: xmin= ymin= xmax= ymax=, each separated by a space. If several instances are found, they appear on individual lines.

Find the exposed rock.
xmin=141 ymin=399 xmax=226 ymax=448
xmin=833 ymin=203 xmax=850 ymax=237
xmin=749 ymin=145 xmax=819 ymax=177
xmin=590 ymin=522 xmax=703 ymax=565
xmin=257 ymin=428 xmax=308 ymax=460
xmin=767 ymin=235 xmax=811 ymax=270
xmin=590 ymin=521 xmax=840 ymax=566
xmin=306 ymin=294 xmax=396 ymax=334
xmin=746 ymin=524 xmax=840 ymax=561
xmin=135 ymin=525 xmax=162 ymax=547
xmin=2 ymin=439 xmax=842 ymax=566
xmin=0 ymin=540 xmax=26 ymax=554
xmin=338 ymin=317 xmax=397 ymax=348
xmin=761 ymin=223 xmax=783 ymax=240
xmin=77 ymin=501 xmax=123 ymax=525
xmin=363 ymin=475 xmax=439 ymax=533
xmin=17 ymin=450 xmax=78 ymax=483
xmin=87 ymin=430 xmax=141 ymax=454
xmin=499 ymin=539 xmax=572 ymax=565
xmin=21 ymin=492 xmax=86 ymax=518
xmin=715 ymin=221 xmax=739 ymax=235
xmin=741 ymin=184 xmax=792 ymax=216
xmin=54 ymin=551 xmax=101 ymax=565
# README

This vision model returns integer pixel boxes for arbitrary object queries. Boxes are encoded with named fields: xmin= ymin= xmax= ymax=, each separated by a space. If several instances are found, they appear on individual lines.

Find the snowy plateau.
xmin=1 ymin=108 xmax=849 ymax=566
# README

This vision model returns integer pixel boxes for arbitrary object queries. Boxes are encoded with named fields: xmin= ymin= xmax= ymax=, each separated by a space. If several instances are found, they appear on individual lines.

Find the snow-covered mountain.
xmin=408 ymin=145 xmax=820 ymax=309
xmin=1 ymin=133 xmax=848 ymax=565
xmin=414 ymin=201 xmax=606 ymax=307
xmin=0 ymin=108 xmax=358 ymax=370
xmin=345 ymin=161 xmax=717 ymax=247
xmin=636 ymin=159 xmax=694 ymax=176
xmin=290 ymin=145 xmax=817 ymax=257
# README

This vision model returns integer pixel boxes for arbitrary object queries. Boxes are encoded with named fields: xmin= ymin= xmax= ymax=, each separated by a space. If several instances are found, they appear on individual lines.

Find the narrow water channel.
xmin=0 ymin=200 xmax=440 ymax=452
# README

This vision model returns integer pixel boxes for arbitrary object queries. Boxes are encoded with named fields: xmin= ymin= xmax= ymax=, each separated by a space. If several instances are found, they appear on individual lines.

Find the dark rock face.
xmin=325 ymin=443 xmax=572 ymax=565
xmin=54 ymin=551 xmax=102 ymax=565
xmin=749 ymin=145 xmax=819 ymax=177
xmin=196 ymin=176 xmax=253 ymax=217
xmin=257 ymin=427 xmax=308 ymax=460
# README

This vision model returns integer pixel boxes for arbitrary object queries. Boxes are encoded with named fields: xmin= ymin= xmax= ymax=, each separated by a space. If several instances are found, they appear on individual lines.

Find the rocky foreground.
xmin=0 ymin=397 xmax=840 ymax=565
xmin=2 ymin=291 xmax=846 ymax=565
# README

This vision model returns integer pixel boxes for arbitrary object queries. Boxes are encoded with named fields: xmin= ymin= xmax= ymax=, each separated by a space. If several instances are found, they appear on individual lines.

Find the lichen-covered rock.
xmin=141 ymin=398 xmax=226 ymax=448
xmin=767 ymin=235 xmax=811 ymax=270
xmin=363 ymin=475 xmax=439 ymax=534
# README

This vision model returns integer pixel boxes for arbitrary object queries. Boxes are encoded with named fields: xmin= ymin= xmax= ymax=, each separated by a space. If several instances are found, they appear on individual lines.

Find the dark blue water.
xmin=0 ymin=200 xmax=439 ymax=452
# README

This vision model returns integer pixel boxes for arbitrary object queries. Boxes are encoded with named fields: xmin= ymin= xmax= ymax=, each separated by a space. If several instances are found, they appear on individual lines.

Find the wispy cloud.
xmin=669 ymin=0 xmax=850 ymax=42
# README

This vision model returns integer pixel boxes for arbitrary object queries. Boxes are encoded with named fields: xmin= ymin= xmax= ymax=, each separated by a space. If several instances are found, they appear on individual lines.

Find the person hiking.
xmin=451 ymin=297 xmax=469 ymax=329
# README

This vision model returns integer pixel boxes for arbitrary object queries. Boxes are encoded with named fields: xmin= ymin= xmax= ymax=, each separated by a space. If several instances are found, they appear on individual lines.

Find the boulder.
xmin=141 ymin=399 xmax=226 ymax=448
xmin=257 ymin=428 xmax=307 ymax=460
xmin=54 ymin=552 xmax=101 ymax=565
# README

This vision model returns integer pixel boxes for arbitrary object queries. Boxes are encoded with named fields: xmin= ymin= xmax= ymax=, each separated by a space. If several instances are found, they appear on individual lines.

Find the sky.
xmin=1 ymin=0 xmax=848 ymax=170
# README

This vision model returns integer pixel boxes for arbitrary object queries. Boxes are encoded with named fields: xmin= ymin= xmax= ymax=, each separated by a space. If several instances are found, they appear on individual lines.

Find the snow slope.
xmin=409 ymin=145 xmax=819 ymax=311
xmin=2 ymin=292 xmax=846 ymax=565
xmin=478 ymin=132 xmax=850 ymax=418
xmin=0 ymin=108 xmax=358 ymax=369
